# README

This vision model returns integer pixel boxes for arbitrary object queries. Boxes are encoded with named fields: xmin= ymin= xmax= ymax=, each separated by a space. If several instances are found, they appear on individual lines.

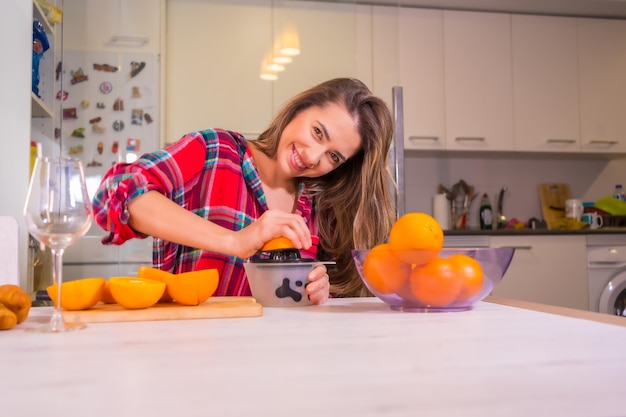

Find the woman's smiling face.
xmin=276 ymin=103 xmax=362 ymax=178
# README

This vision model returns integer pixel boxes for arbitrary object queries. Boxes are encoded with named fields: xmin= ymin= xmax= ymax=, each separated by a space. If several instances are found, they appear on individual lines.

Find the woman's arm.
xmin=128 ymin=191 xmax=312 ymax=259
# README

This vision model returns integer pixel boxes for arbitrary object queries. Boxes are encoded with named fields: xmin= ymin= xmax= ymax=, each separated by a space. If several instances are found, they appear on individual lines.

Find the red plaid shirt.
xmin=92 ymin=129 xmax=318 ymax=296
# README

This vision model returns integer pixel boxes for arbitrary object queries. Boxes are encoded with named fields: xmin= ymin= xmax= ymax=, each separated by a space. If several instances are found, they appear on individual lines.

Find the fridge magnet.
xmin=112 ymin=120 xmax=124 ymax=132
xmin=81 ymin=100 xmax=90 ymax=109
xmin=126 ymin=138 xmax=141 ymax=152
xmin=67 ymin=144 xmax=84 ymax=155
xmin=56 ymin=90 xmax=68 ymax=101
xmin=131 ymin=109 xmax=144 ymax=126
xmin=113 ymin=98 xmax=124 ymax=111
xmin=89 ymin=117 xmax=102 ymax=124
xmin=55 ymin=61 xmax=62 ymax=81
xmin=62 ymin=108 xmax=77 ymax=119
xmin=92 ymin=123 xmax=105 ymax=134
xmin=87 ymin=159 xmax=103 ymax=167
xmin=93 ymin=63 xmax=119 ymax=72
xmin=97 ymin=142 xmax=104 ymax=154
xmin=71 ymin=127 xmax=86 ymax=138
xmin=131 ymin=86 xmax=141 ymax=98
xmin=111 ymin=141 xmax=119 ymax=154
xmin=99 ymin=81 xmax=113 ymax=95
xmin=129 ymin=61 xmax=146 ymax=78
xmin=144 ymin=113 xmax=153 ymax=124
xmin=96 ymin=102 xmax=106 ymax=109
xmin=70 ymin=68 xmax=88 ymax=85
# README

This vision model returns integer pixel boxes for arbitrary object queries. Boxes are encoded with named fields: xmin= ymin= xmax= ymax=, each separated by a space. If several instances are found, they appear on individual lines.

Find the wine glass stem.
xmin=51 ymin=247 xmax=66 ymax=332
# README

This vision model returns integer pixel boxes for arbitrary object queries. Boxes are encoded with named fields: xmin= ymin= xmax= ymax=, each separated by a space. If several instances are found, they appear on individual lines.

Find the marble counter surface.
xmin=2 ymin=297 xmax=626 ymax=417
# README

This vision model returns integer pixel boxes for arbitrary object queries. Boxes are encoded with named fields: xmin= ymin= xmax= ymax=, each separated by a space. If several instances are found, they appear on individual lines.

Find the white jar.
xmin=565 ymin=198 xmax=583 ymax=221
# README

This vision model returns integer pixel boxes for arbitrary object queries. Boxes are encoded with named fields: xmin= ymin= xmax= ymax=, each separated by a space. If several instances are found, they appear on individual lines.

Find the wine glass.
xmin=23 ymin=157 xmax=93 ymax=332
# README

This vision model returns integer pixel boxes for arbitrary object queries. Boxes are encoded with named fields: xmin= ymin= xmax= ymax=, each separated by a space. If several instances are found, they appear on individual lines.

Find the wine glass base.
xmin=26 ymin=321 xmax=86 ymax=333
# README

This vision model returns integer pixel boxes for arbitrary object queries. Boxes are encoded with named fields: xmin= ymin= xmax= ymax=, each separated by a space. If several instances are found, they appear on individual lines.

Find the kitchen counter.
xmin=445 ymin=227 xmax=626 ymax=236
xmin=2 ymin=297 xmax=626 ymax=416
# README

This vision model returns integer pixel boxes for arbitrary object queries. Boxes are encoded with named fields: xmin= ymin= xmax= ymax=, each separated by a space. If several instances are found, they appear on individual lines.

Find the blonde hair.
xmin=252 ymin=78 xmax=395 ymax=297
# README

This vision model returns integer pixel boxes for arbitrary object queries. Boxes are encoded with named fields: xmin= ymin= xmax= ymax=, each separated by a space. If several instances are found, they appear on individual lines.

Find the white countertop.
xmin=2 ymin=297 xmax=625 ymax=417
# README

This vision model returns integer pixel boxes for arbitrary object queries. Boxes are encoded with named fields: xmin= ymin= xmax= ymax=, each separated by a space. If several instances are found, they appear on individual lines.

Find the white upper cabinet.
xmin=578 ymin=18 xmax=626 ymax=153
xmin=443 ymin=11 xmax=514 ymax=151
xmin=63 ymin=0 xmax=161 ymax=54
xmin=512 ymin=15 xmax=581 ymax=152
xmin=368 ymin=6 xmax=400 ymax=110
xmin=398 ymin=8 xmax=446 ymax=151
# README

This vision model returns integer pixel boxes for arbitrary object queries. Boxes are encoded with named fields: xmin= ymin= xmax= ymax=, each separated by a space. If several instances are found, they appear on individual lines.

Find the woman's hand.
xmin=306 ymin=264 xmax=330 ymax=305
xmin=233 ymin=210 xmax=313 ymax=259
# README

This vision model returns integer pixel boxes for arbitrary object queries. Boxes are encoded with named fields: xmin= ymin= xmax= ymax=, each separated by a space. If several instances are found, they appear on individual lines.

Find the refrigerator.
xmin=57 ymin=50 xmax=160 ymax=282
xmin=391 ymin=86 xmax=406 ymax=220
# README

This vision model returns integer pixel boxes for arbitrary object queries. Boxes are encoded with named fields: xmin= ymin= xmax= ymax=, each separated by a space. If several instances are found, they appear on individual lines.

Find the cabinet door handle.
xmin=110 ymin=36 xmax=150 ymax=46
xmin=495 ymin=245 xmax=532 ymax=250
xmin=409 ymin=136 xmax=439 ymax=142
xmin=546 ymin=138 xmax=576 ymax=144
xmin=587 ymin=140 xmax=619 ymax=146
xmin=455 ymin=137 xmax=485 ymax=142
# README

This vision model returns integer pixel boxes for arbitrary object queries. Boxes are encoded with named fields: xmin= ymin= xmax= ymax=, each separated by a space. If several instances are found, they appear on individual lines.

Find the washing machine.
xmin=587 ymin=236 xmax=626 ymax=316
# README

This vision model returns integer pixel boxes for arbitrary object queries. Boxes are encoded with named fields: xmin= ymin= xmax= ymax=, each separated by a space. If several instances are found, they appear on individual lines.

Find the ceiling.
xmin=319 ymin=0 xmax=626 ymax=18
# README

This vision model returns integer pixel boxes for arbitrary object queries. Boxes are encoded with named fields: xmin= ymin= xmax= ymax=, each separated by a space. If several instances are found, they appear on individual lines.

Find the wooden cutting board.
xmin=62 ymin=296 xmax=263 ymax=323
xmin=538 ymin=183 xmax=572 ymax=229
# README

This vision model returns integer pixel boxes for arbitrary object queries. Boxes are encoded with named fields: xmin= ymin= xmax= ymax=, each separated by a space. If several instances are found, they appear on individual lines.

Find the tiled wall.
xmin=402 ymin=153 xmax=626 ymax=229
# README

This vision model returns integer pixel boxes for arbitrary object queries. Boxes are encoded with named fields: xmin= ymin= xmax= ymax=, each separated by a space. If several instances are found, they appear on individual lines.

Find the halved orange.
xmin=101 ymin=281 xmax=116 ymax=304
xmin=168 ymin=269 xmax=219 ymax=306
xmin=137 ymin=266 xmax=175 ymax=302
xmin=261 ymin=237 xmax=296 ymax=252
xmin=108 ymin=277 xmax=166 ymax=310
xmin=47 ymin=277 xmax=105 ymax=311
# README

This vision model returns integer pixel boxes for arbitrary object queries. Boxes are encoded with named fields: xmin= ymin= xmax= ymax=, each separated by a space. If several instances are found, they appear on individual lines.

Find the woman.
xmin=92 ymin=78 xmax=395 ymax=303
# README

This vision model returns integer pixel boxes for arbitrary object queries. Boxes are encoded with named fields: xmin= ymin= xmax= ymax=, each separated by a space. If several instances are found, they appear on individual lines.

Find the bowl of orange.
xmin=352 ymin=247 xmax=515 ymax=312
xmin=351 ymin=211 xmax=515 ymax=312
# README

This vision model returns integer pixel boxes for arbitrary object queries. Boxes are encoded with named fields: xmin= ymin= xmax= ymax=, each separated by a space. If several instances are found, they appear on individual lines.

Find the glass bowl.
xmin=352 ymin=247 xmax=515 ymax=312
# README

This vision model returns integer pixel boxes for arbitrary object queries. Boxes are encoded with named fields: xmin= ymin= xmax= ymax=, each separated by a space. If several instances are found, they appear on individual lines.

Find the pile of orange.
xmin=47 ymin=268 xmax=219 ymax=311
xmin=362 ymin=212 xmax=484 ymax=307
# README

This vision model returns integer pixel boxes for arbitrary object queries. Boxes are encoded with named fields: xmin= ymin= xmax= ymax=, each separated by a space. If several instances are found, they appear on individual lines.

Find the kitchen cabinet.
xmin=165 ymin=0 xmax=360 ymax=141
xmin=62 ymin=0 xmax=162 ymax=54
xmin=368 ymin=5 xmax=400 ymax=108
xmin=490 ymin=235 xmax=589 ymax=311
xmin=577 ymin=18 xmax=626 ymax=153
xmin=443 ymin=11 xmax=514 ymax=151
xmin=512 ymin=15 xmax=581 ymax=153
xmin=398 ymin=8 xmax=446 ymax=151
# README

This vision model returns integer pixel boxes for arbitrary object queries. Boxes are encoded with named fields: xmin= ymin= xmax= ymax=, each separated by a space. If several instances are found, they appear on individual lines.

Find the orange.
xmin=47 ymin=277 xmax=105 ymax=311
xmin=138 ymin=266 xmax=175 ymax=302
xmin=101 ymin=281 xmax=116 ymax=304
xmin=389 ymin=212 xmax=444 ymax=266
xmin=167 ymin=269 xmax=219 ymax=306
xmin=448 ymin=254 xmax=484 ymax=302
xmin=409 ymin=257 xmax=462 ymax=307
xmin=362 ymin=243 xmax=412 ymax=294
xmin=261 ymin=237 xmax=296 ymax=252
xmin=108 ymin=277 xmax=166 ymax=309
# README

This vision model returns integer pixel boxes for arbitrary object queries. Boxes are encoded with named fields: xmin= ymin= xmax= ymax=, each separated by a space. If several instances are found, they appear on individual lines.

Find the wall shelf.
xmin=33 ymin=0 xmax=54 ymax=35
xmin=31 ymin=92 xmax=53 ymax=118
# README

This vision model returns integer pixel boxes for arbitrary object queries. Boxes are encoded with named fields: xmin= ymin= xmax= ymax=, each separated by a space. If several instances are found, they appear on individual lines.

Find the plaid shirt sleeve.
xmin=92 ymin=131 xmax=209 ymax=246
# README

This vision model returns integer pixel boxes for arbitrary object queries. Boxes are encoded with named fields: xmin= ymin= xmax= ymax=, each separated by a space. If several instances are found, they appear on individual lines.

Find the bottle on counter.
xmin=614 ymin=184 xmax=625 ymax=201
xmin=479 ymin=193 xmax=493 ymax=230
